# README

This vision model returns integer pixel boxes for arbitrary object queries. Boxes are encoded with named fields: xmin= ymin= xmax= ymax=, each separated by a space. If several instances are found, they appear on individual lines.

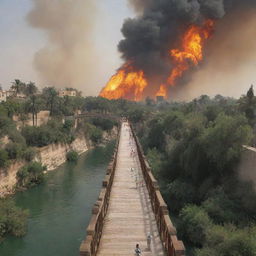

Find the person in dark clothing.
xmin=135 ymin=243 xmax=142 ymax=255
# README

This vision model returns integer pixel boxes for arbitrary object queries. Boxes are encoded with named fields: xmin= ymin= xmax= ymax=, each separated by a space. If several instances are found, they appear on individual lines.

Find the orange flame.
xmin=99 ymin=67 xmax=147 ymax=101
xmin=100 ymin=20 xmax=214 ymax=101
xmin=168 ymin=20 xmax=214 ymax=86
xmin=156 ymin=85 xmax=167 ymax=98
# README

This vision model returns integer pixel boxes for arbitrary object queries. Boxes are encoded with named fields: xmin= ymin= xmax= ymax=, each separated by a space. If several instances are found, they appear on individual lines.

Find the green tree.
xmin=164 ymin=180 xmax=196 ymax=213
xmin=247 ymin=85 xmax=254 ymax=101
xmin=5 ymin=142 xmax=24 ymax=159
xmin=239 ymin=86 xmax=256 ymax=124
xmin=24 ymin=82 xmax=38 ymax=96
xmin=0 ymin=199 xmax=28 ymax=240
xmin=179 ymin=205 xmax=212 ymax=247
xmin=146 ymin=148 xmax=163 ymax=177
xmin=127 ymin=108 xmax=145 ymax=123
xmin=201 ymin=113 xmax=252 ymax=175
xmin=0 ymin=149 xmax=9 ymax=168
xmin=196 ymin=225 xmax=256 ymax=256
xmin=25 ymin=95 xmax=42 ymax=126
xmin=11 ymin=79 xmax=25 ymax=96
xmin=66 ymin=150 xmax=79 ymax=162
xmin=17 ymin=162 xmax=45 ymax=187
xmin=90 ymin=127 xmax=103 ymax=144
xmin=42 ymin=87 xmax=58 ymax=116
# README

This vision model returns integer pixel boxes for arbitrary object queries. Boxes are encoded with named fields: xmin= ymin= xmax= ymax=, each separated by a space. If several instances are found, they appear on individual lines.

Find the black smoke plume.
xmin=123 ymin=0 xmax=256 ymax=98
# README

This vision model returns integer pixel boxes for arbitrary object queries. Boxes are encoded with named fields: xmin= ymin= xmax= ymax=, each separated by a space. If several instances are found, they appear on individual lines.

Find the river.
xmin=0 ymin=142 xmax=115 ymax=256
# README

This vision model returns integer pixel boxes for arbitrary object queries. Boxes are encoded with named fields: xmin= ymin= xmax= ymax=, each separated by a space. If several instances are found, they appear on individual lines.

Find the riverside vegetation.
xmin=1 ymin=80 xmax=256 ymax=255
xmin=130 ymin=86 xmax=256 ymax=256
xmin=0 ymin=81 xmax=119 ymax=242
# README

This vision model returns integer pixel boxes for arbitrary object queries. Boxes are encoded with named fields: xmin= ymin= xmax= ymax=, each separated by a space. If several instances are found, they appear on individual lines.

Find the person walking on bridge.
xmin=147 ymin=233 xmax=152 ymax=251
xmin=135 ymin=243 xmax=142 ymax=256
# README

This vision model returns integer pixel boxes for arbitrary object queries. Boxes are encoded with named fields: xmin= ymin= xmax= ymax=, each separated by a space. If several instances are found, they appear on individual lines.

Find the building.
xmin=58 ymin=88 xmax=78 ymax=97
xmin=5 ymin=89 xmax=15 ymax=97
xmin=5 ymin=89 xmax=25 ymax=99
xmin=0 ymin=90 xmax=7 ymax=102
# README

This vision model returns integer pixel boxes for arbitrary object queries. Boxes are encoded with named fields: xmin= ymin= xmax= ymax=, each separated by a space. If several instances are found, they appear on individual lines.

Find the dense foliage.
xmin=66 ymin=150 xmax=79 ymax=162
xmin=131 ymin=89 xmax=256 ymax=255
xmin=16 ymin=162 xmax=46 ymax=188
xmin=0 ymin=81 xmax=122 ymax=243
xmin=4 ymin=79 xmax=256 ymax=253
xmin=0 ymin=198 xmax=28 ymax=241
xmin=21 ymin=119 xmax=75 ymax=147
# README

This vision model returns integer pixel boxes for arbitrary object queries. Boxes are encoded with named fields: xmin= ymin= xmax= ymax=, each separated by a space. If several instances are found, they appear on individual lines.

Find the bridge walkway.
xmin=96 ymin=122 xmax=165 ymax=256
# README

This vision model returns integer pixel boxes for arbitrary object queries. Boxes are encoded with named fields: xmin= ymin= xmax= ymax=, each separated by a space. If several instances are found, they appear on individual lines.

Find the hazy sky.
xmin=0 ymin=0 xmax=133 ymax=95
xmin=0 ymin=1 xmax=256 ymax=99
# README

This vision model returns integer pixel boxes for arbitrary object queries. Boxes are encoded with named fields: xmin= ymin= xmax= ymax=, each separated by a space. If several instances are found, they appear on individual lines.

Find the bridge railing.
xmin=79 ymin=125 xmax=121 ymax=256
xmin=130 ymin=124 xmax=186 ymax=256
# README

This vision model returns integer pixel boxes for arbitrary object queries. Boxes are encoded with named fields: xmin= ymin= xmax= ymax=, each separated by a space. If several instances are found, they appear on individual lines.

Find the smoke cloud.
xmin=27 ymin=0 xmax=98 ymax=94
xmin=180 ymin=8 xmax=256 ymax=100
xmin=122 ymin=0 xmax=256 ymax=99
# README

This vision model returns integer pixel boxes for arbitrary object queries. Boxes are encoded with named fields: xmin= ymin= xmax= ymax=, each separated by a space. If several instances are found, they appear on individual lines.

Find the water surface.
xmin=0 ymin=142 xmax=114 ymax=256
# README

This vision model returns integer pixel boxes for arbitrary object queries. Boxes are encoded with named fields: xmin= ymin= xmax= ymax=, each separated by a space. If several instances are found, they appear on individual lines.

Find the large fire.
xmin=100 ymin=20 xmax=214 ymax=101
xmin=99 ymin=67 xmax=147 ymax=101
xmin=167 ymin=20 xmax=214 ymax=88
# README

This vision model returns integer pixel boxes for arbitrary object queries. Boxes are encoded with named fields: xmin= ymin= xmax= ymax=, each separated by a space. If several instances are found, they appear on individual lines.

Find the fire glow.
xmin=99 ymin=67 xmax=147 ymax=101
xmin=100 ymin=20 xmax=214 ymax=101
xmin=167 ymin=19 xmax=214 ymax=87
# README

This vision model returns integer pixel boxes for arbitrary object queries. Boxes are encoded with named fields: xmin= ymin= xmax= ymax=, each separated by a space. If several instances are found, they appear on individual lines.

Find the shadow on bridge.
xmin=80 ymin=122 xmax=185 ymax=256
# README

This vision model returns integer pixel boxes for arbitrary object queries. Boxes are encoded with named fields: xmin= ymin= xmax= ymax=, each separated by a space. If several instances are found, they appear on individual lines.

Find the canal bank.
xmin=0 ymin=142 xmax=115 ymax=256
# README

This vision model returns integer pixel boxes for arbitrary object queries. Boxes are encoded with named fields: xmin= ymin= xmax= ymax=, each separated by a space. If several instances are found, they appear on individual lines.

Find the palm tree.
xmin=25 ymin=82 xmax=38 ymax=97
xmin=11 ymin=79 xmax=24 ymax=96
xmin=25 ymin=95 xmax=42 ymax=126
xmin=42 ymin=87 xmax=58 ymax=116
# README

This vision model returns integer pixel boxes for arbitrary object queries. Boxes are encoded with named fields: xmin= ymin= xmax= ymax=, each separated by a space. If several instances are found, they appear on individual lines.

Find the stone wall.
xmin=36 ymin=134 xmax=89 ymax=171
xmin=237 ymin=146 xmax=256 ymax=190
xmin=0 ymin=161 xmax=25 ymax=197
xmin=0 ymin=127 xmax=118 ymax=197
xmin=0 ymin=135 xmax=89 ymax=197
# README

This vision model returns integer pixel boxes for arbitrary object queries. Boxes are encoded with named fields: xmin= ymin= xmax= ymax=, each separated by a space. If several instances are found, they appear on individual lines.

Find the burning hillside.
xmin=100 ymin=19 xmax=214 ymax=100
xmin=100 ymin=0 xmax=256 ymax=101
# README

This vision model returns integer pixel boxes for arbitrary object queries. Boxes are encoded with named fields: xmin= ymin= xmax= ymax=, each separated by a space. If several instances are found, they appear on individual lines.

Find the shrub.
xmin=202 ymin=187 xmax=237 ymax=224
xmin=146 ymin=148 xmax=163 ymax=178
xmin=179 ymin=205 xmax=212 ymax=247
xmin=66 ymin=150 xmax=78 ymax=162
xmin=22 ymin=148 xmax=35 ymax=161
xmin=196 ymin=225 xmax=256 ymax=256
xmin=22 ymin=120 xmax=76 ymax=147
xmin=0 ymin=116 xmax=14 ymax=137
xmin=164 ymin=180 xmax=196 ymax=213
xmin=21 ymin=126 xmax=54 ymax=147
xmin=0 ymin=199 xmax=28 ymax=241
xmin=5 ymin=142 xmax=24 ymax=159
xmin=90 ymin=117 xmax=116 ymax=131
xmin=90 ymin=127 xmax=103 ymax=144
xmin=0 ymin=149 xmax=9 ymax=168
xmin=17 ymin=162 xmax=45 ymax=188
xmin=63 ymin=119 xmax=74 ymax=133
xmin=8 ymin=129 xmax=26 ymax=145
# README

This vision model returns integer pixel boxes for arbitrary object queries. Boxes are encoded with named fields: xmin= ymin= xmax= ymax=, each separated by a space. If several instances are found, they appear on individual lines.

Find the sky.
xmin=0 ymin=1 xmax=256 ymax=99
xmin=0 ymin=0 xmax=133 ymax=95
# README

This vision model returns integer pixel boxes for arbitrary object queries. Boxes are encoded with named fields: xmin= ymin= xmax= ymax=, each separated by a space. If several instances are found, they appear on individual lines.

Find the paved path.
xmin=97 ymin=122 xmax=165 ymax=256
